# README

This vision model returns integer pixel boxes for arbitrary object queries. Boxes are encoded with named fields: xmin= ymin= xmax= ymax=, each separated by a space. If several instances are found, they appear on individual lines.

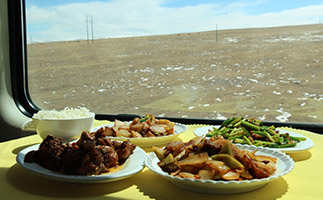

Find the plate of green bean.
xmin=194 ymin=117 xmax=314 ymax=153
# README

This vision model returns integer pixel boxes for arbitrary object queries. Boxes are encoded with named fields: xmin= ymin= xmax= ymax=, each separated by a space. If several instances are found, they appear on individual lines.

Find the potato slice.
xmin=205 ymin=160 xmax=230 ymax=175
xmin=149 ymin=125 xmax=166 ymax=135
xmin=113 ymin=120 xmax=129 ymax=133
xmin=157 ymin=119 xmax=175 ymax=129
xmin=198 ymin=169 xmax=215 ymax=180
xmin=178 ymin=172 xmax=197 ymax=179
xmin=152 ymin=146 xmax=165 ymax=161
xmin=236 ymin=168 xmax=253 ymax=180
xmin=143 ymin=131 xmax=155 ymax=137
xmin=253 ymin=155 xmax=277 ymax=164
xmin=115 ymin=129 xmax=131 ymax=137
xmin=174 ymin=149 xmax=186 ymax=161
xmin=100 ymin=126 xmax=114 ymax=136
xmin=222 ymin=171 xmax=240 ymax=180
xmin=176 ymin=152 xmax=209 ymax=166
xmin=180 ymin=165 xmax=196 ymax=173
xmin=130 ymin=130 xmax=142 ymax=138
xmin=130 ymin=123 xmax=144 ymax=133
xmin=254 ymin=161 xmax=276 ymax=174
xmin=159 ymin=153 xmax=175 ymax=167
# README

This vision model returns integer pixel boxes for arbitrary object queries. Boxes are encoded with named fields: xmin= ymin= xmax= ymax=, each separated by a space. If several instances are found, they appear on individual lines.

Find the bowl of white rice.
xmin=32 ymin=107 xmax=95 ymax=140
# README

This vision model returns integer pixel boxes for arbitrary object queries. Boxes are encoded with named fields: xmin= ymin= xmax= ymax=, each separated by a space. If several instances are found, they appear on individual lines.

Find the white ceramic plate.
xmin=146 ymin=145 xmax=294 ymax=194
xmin=193 ymin=126 xmax=314 ymax=153
xmin=91 ymin=122 xmax=188 ymax=147
xmin=16 ymin=144 xmax=146 ymax=183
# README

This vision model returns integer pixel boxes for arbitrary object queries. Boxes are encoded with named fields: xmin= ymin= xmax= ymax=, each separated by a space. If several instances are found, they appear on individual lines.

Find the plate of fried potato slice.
xmin=145 ymin=136 xmax=294 ymax=194
xmin=91 ymin=115 xmax=188 ymax=147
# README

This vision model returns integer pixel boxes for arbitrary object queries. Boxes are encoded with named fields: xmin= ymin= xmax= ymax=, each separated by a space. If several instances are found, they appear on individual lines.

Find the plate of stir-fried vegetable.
xmin=194 ymin=116 xmax=314 ymax=153
xmin=146 ymin=136 xmax=294 ymax=194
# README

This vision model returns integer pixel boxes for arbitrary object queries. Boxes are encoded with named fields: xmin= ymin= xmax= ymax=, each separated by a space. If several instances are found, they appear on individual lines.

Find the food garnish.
xmin=153 ymin=136 xmax=277 ymax=181
xmin=206 ymin=116 xmax=306 ymax=148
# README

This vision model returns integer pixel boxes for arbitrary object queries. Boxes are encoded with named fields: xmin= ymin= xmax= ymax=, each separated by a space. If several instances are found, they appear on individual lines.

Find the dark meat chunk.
xmin=201 ymin=138 xmax=225 ymax=156
xmin=60 ymin=143 xmax=84 ymax=174
xmin=114 ymin=140 xmax=136 ymax=164
xmin=100 ymin=145 xmax=119 ymax=168
xmin=163 ymin=141 xmax=183 ymax=157
xmin=76 ymin=131 xmax=96 ymax=150
xmin=24 ymin=135 xmax=64 ymax=171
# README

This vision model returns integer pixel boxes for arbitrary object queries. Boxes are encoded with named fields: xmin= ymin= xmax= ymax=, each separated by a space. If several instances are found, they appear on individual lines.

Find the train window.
xmin=12 ymin=1 xmax=323 ymax=128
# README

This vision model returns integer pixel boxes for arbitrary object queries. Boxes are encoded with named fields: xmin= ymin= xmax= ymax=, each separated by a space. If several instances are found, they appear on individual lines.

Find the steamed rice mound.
xmin=33 ymin=107 xmax=93 ymax=119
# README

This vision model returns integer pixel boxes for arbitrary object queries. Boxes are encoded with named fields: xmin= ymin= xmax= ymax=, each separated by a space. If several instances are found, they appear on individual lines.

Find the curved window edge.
xmin=8 ymin=0 xmax=39 ymax=118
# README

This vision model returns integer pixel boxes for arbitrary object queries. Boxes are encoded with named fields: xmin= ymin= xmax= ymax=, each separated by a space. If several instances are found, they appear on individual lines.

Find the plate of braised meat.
xmin=16 ymin=131 xmax=146 ymax=183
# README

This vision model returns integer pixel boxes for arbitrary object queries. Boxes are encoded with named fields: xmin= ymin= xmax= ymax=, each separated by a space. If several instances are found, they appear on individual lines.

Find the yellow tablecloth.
xmin=1 ymin=120 xmax=323 ymax=200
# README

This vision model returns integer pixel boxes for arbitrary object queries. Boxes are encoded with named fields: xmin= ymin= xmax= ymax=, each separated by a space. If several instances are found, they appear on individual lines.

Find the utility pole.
xmin=86 ymin=15 xmax=89 ymax=44
xmin=86 ymin=15 xmax=94 ymax=44
xmin=91 ymin=15 xmax=94 ymax=43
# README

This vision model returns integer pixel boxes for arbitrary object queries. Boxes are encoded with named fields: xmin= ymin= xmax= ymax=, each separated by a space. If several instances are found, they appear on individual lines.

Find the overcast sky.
xmin=26 ymin=0 xmax=323 ymax=43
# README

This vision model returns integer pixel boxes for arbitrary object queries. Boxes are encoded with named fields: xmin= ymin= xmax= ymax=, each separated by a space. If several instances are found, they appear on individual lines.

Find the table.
xmin=1 ymin=120 xmax=323 ymax=200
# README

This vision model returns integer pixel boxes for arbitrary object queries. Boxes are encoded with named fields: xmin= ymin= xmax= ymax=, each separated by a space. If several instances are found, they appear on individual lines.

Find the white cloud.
xmin=26 ymin=0 xmax=323 ymax=42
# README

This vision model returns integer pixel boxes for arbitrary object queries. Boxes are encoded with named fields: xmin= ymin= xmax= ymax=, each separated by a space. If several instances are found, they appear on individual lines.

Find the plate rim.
xmin=145 ymin=145 xmax=294 ymax=193
xmin=16 ymin=143 xmax=147 ymax=183
xmin=193 ymin=126 xmax=314 ymax=153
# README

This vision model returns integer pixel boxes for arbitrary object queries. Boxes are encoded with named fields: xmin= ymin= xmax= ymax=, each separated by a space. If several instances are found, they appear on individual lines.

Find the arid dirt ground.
xmin=27 ymin=24 xmax=323 ymax=123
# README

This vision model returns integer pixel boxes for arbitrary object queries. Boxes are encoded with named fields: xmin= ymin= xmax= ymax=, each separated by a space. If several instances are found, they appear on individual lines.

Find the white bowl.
xmin=32 ymin=113 xmax=95 ymax=140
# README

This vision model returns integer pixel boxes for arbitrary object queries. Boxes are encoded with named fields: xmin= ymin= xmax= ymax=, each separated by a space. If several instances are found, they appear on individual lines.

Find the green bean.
xmin=227 ymin=116 xmax=242 ymax=128
xmin=274 ymin=136 xmax=284 ymax=144
xmin=276 ymin=143 xmax=297 ymax=148
xmin=254 ymin=140 xmax=276 ymax=147
xmin=250 ymin=130 xmax=267 ymax=136
xmin=233 ymin=120 xmax=242 ymax=128
xmin=241 ymin=120 xmax=260 ymax=131
xmin=251 ymin=130 xmax=276 ymax=142
xmin=289 ymin=135 xmax=306 ymax=142
xmin=219 ymin=127 xmax=230 ymax=134
xmin=218 ymin=118 xmax=235 ymax=130
xmin=206 ymin=133 xmax=214 ymax=137
xmin=241 ymin=127 xmax=250 ymax=136
xmin=229 ymin=128 xmax=243 ymax=136
xmin=267 ymin=128 xmax=278 ymax=136
xmin=233 ymin=138 xmax=248 ymax=144
xmin=243 ymin=135 xmax=253 ymax=145
xmin=229 ymin=134 xmax=244 ymax=140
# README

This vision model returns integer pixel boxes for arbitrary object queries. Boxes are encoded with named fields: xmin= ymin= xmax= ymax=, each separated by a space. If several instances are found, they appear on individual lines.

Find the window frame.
xmin=8 ymin=0 xmax=323 ymax=134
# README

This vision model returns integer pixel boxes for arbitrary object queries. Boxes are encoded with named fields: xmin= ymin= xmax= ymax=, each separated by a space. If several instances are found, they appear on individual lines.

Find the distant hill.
xmin=27 ymin=24 xmax=323 ymax=123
